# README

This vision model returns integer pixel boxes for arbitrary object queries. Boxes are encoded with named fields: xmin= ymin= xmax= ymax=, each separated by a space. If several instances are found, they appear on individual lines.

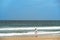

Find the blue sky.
xmin=0 ymin=0 xmax=60 ymax=20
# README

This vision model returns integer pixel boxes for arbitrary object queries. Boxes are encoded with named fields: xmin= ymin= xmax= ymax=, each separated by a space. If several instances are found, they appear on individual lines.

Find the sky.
xmin=0 ymin=0 xmax=60 ymax=20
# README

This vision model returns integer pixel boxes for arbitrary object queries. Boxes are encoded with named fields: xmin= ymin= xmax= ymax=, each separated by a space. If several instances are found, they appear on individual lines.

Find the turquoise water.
xmin=0 ymin=20 xmax=60 ymax=34
xmin=0 ymin=20 xmax=60 ymax=27
xmin=0 ymin=30 xmax=60 ymax=33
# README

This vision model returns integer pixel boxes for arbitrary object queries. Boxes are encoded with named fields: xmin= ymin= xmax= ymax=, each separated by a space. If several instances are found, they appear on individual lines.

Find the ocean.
xmin=0 ymin=20 xmax=60 ymax=27
xmin=0 ymin=20 xmax=60 ymax=36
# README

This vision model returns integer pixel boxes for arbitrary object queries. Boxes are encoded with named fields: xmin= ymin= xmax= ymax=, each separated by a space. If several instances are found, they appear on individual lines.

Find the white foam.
xmin=0 ymin=26 xmax=60 ymax=36
xmin=0 ymin=26 xmax=60 ymax=30
xmin=0 ymin=31 xmax=60 ymax=36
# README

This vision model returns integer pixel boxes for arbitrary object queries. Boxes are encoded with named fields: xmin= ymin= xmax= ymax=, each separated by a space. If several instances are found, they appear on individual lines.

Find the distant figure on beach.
xmin=35 ymin=27 xmax=38 ymax=37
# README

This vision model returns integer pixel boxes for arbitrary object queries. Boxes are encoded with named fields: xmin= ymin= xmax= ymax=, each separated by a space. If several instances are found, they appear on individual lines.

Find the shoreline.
xmin=0 ymin=35 xmax=60 ymax=40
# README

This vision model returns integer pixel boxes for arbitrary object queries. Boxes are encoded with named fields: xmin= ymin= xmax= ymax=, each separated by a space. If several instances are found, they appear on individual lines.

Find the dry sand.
xmin=0 ymin=35 xmax=60 ymax=40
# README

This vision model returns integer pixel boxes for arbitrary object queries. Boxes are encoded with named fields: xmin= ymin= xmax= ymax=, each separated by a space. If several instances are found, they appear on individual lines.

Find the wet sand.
xmin=0 ymin=35 xmax=60 ymax=40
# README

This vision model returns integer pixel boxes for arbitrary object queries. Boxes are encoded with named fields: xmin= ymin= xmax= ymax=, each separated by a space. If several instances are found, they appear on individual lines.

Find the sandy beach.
xmin=0 ymin=35 xmax=60 ymax=40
